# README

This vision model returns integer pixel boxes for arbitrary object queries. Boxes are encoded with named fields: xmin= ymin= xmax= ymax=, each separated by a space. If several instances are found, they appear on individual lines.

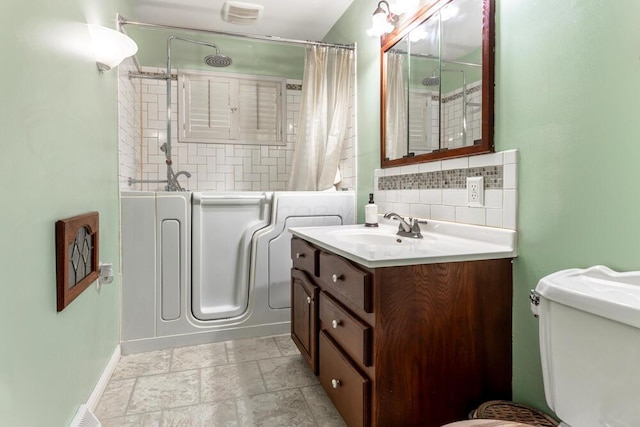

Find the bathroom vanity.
xmin=289 ymin=220 xmax=516 ymax=427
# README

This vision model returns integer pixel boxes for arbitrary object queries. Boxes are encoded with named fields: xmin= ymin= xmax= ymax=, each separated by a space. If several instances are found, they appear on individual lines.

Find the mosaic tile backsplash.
xmin=374 ymin=150 xmax=518 ymax=230
xmin=378 ymin=166 xmax=503 ymax=190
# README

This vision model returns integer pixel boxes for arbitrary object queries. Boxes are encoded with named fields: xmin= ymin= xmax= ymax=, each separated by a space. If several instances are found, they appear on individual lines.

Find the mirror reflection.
xmin=382 ymin=0 xmax=488 ymax=164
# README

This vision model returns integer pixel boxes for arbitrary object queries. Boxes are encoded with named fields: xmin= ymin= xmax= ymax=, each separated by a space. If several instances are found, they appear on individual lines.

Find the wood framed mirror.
xmin=380 ymin=0 xmax=495 ymax=167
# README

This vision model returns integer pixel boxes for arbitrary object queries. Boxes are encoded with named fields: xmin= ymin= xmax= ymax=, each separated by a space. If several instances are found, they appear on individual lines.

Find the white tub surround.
xmin=120 ymin=191 xmax=355 ymax=354
xmin=118 ymin=68 xmax=357 ymax=193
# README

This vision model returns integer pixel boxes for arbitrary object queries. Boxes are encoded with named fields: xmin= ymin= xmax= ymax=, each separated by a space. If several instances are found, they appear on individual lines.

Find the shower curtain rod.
xmin=117 ymin=15 xmax=355 ymax=50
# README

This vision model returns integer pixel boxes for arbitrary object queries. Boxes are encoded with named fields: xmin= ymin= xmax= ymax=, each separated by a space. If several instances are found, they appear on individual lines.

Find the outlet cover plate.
xmin=467 ymin=176 xmax=484 ymax=207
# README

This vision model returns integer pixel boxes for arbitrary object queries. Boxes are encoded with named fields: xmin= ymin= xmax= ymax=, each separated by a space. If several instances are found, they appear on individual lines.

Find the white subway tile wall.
xmin=442 ymin=81 xmax=482 ymax=149
xmin=118 ymin=58 xmax=142 ymax=190
xmin=118 ymin=66 xmax=356 ymax=192
xmin=374 ymin=150 xmax=518 ymax=230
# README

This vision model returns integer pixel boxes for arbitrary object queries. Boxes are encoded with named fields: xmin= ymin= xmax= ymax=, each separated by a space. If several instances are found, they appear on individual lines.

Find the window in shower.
xmin=178 ymin=70 xmax=286 ymax=145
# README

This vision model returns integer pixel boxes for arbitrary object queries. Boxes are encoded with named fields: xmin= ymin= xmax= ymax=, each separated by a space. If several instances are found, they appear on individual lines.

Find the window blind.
xmin=178 ymin=70 xmax=285 ymax=145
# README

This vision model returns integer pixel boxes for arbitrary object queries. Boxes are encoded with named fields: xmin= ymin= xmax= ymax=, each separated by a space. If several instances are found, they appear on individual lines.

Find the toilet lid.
xmin=442 ymin=421 xmax=535 ymax=427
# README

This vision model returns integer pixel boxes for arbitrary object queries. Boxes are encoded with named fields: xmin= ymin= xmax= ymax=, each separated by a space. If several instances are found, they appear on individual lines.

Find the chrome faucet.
xmin=165 ymin=168 xmax=191 ymax=191
xmin=173 ymin=170 xmax=192 ymax=180
xmin=383 ymin=212 xmax=424 ymax=239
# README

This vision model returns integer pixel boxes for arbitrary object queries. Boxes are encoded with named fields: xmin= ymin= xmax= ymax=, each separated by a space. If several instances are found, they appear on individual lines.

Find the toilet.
xmin=444 ymin=265 xmax=640 ymax=427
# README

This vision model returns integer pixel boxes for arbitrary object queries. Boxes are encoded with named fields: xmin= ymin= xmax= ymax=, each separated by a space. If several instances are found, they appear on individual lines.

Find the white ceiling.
xmin=130 ymin=0 xmax=356 ymax=41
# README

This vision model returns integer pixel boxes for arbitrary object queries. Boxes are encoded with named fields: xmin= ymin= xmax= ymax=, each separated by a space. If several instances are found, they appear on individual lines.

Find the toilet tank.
xmin=533 ymin=266 xmax=640 ymax=427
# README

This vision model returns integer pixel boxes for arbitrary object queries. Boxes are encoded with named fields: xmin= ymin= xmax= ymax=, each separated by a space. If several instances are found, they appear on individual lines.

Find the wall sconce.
xmin=367 ymin=1 xmax=399 ymax=37
xmin=88 ymin=25 xmax=138 ymax=72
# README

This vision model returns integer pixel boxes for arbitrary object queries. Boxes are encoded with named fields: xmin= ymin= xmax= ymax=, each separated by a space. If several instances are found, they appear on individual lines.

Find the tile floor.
xmin=95 ymin=335 xmax=346 ymax=427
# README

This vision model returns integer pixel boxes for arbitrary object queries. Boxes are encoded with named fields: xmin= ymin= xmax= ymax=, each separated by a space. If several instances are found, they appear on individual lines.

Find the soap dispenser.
xmin=365 ymin=193 xmax=379 ymax=227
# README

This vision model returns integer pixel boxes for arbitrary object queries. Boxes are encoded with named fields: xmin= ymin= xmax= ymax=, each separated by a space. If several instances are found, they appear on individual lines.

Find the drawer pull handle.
xmin=306 ymin=296 xmax=312 ymax=304
xmin=331 ymin=319 xmax=341 ymax=329
xmin=296 ymin=252 xmax=305 ymax=259
xmin=331 ymin=273 xmax=343 ymax=283
xmin=331 ymin=379 xmax=341 ymax=389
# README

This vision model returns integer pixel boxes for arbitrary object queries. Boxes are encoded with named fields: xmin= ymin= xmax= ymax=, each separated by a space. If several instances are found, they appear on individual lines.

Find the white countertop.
xmin=289 ymin=217 xmax=517 ymax=268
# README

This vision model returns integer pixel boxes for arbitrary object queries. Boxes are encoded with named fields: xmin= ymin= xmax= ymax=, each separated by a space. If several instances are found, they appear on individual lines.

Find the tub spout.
xmin=166 ymin=168 xmax=191 ymax=191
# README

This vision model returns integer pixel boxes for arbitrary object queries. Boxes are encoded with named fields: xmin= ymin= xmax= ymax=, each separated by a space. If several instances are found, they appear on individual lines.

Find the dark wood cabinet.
xmin=290 ymin=236 xmax=513 ymax=427
xmin=291 ymin=269 xmax=318 ymax=373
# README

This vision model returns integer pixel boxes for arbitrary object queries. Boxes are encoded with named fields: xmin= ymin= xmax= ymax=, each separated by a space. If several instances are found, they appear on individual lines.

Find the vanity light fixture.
xmin=366 ymin=1 xmax=399 ymax=37
xmin=88 ymin=24 xmax=138 ymax=72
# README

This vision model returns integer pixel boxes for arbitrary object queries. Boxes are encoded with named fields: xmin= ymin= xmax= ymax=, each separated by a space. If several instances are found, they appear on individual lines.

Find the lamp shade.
xmin=367 ymin=12 xmax=394 ymax=37
xmin=88 ymin=25 xmax=138 ymax=71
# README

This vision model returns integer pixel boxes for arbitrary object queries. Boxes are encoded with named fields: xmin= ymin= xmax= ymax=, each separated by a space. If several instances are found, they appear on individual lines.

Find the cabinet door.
xmin=291 ymin=268 xmax=319 ymax=374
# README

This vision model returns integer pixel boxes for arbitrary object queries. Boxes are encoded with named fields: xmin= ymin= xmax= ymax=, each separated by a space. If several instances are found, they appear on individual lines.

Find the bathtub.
xmin=120 ymin=190 xmax=355 ymax=354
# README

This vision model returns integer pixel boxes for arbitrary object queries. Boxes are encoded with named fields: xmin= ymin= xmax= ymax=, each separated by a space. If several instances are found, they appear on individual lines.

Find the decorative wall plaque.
xmin=55 ymin=212 xmax=99 ymax=311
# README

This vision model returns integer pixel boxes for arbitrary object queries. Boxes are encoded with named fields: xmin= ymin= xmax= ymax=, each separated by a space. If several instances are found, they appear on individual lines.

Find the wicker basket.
xmin=469 ymin=401 xmax=558 ymax=427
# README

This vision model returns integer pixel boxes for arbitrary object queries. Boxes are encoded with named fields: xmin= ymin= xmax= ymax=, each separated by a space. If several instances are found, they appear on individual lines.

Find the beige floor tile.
xmin=201 ymin=361 xmax=266 ymax=402
xmin=236 ymin=389 xmax=316 ymax=427
xmin=258 ymin=355 xmax=318 ymax=391
xmin=171 ymin=342 xmax=227 ymax=371
xmin=100 ymin=411 xmax=163 ymax=427
xmin=163 ymin=400 xmax=238 ymax=427
xmin=111 ymin=349 xmax=172 ymax=380
xmin=97 ymin=336 xmax=345 ymax=426
xmin=128 ymin=370 xmax=200 ymax=414
xmin=301 ymin=385 xmax=346 ymax=427
xmin=226 ymin=337 xmax=282 ymax=363
xmin=94 ymin=378 xmax=135 ymax=420
xmin=274 ymin=334 xmax=301 ymax=356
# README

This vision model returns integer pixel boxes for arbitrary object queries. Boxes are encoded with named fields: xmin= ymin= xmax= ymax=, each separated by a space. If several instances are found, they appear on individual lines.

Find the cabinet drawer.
xmin=319 ymin=331 xmax=370 ymax=427
xmin=320 ymin=292 xmax=372 ymax=367
xmin=291 ymin=237 xmax=318 ymax=276
xmin=319 ymin=252 xmax=372 ymax=313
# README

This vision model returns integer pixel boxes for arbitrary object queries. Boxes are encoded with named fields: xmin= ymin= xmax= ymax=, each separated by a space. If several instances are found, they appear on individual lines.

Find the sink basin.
xmin=327 ymin=227 xmax=424 ymax=246
xmin=289 ymin=219 xmax=517 ymax=268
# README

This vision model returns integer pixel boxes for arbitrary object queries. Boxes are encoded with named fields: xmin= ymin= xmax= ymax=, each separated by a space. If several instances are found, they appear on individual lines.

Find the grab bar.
xmin=128 ymin=177 xmax=168 ymax=186
xmin=194 ymin=192 xmax=271 ymax=206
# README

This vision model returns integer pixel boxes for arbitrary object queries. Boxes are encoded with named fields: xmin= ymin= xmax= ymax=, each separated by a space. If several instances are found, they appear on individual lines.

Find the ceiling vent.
xmin=221 ymin=1 xmax=264 ymax=25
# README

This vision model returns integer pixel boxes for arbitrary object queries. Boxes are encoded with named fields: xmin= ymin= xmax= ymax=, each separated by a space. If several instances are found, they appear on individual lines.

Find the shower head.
xmin=422 ymin=67 xmax=467 ymax=86
xmin=422 ymin=76 xmax=440 ymax=86
xmin=204 ymin=52 xmax=232 ymax=67
xmin=422 ymin=67 xmax=440 ymax=86
xmin=167 ymin=36 xmax=233 ymax=70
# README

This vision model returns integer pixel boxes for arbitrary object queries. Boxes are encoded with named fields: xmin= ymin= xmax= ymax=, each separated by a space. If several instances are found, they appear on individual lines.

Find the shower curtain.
xmin=288 ymin=46 xmax=355 ymax=191
xmin=385 ymin=52 xmax=407 ymax=160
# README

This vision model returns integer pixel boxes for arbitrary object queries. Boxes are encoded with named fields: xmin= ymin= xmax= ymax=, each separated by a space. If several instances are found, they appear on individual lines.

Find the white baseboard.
xmin=86 ymin=345 xmax=121 ymax=411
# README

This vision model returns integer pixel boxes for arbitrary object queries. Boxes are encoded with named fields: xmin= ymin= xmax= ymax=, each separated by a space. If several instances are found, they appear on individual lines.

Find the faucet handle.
xmin=410 ymin=218 xmax=424 ymax=237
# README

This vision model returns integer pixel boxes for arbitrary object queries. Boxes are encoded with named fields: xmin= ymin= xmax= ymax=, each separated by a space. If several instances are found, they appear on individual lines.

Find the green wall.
xmin=329 ymin=0 xmax=640 ymax=415
xmin=125 ymin=26 xmax=306 ymax=79
xmin=497 ymin=0 xmax=640 ymax=411
xmin=0 ymin=0 xmax=126 ymax=425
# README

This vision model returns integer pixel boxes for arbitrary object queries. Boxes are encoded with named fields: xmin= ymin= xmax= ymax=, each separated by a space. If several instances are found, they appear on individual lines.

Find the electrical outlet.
xmin=467 ymin=176 xmax=484 ymax=207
